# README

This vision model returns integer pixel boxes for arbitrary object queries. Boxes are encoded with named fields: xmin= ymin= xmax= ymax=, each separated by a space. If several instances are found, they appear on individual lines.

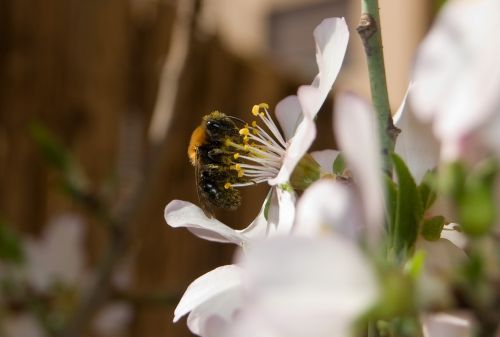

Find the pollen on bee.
xmin=224 ymin=182 xmax=232 ymax=189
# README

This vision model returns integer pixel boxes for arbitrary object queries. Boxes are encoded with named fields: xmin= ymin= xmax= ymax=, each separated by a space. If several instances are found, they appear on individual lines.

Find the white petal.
xmin=275 ymin=95 xmax=302 ymax=141
xmin=266 ymin=187 xmax=296 ymax=237
xmin=294 ymin=179 xmax=362 ymax=240
xmin=394 ymin=83 xmax=439 ymax=183
xmin=268 ymin=117 xmax=316 ymax=185
xmin=310 ymin=149 xmax=339 ymax=174
xmin=422 ymin=313 xmax=472 ymax=337
xmin=334 ymin=93 xmax=384 ymax=239
xmin=417 ymin=238 xmax=467 ymax=278
xmin=164 ymin=200 xmax=247 ymax=245
xmin=174 ymin=265 xmax=243 ymax=326
xmin=440 ymin=223 xmax=467 ymax=250
xmin=297 ymin=17 xmax=349 ymax=118
xmin=25 ymin=214 xmax=86 ymax=292
xmin=237 ymin=236 xmax=378 ymax=337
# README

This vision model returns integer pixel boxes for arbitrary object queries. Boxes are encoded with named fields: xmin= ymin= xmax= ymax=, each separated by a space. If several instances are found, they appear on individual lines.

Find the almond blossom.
xmin=411 ymin=0 xmax=500 ymax=162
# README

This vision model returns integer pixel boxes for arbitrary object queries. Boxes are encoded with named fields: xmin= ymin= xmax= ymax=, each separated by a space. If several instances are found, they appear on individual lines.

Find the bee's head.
xmin=204 ymin=112 xmax=237 ymax=139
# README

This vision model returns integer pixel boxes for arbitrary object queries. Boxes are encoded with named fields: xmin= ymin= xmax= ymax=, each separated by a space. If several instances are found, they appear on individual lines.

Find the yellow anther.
xmin=251 ymin=121 xmax=258 ymax=127
xmin=234 ymin=153 xmax=240 ymax=159
xmin=252 ymin=129 xmax=259 ymax=135
xmin=252 ymin=105 xmax=260 ymax=116
xmin=259 ymin=102 xmax=269 ymax=109
xmin=239 ymin=128 xmax=249 ymax=136
xmin=238 ymin=170 xmax=244 ymax=178
xmin=259 ymin=112 xmax=264 ymax=117
xmin=243 ymin=136 xmax=249 ymax=142
xmin=234 ymin=164 xmax=241 ymax=171
xmin=224 ymin=182 xmax=232 ymax=189
xmin=244 ymin=144 xmax=250 ymax=151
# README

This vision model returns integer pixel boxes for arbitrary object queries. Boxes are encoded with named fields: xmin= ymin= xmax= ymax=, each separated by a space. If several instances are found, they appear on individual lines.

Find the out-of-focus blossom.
xmin=422 ymin=312 xmax=472 ymax=337
xmin=217 ymin=178 xmax=378 ymax=337
xmin=24 ymin=214 xmax=86 ymax=292
xmin=334 ymin=93 xmax=384 ymax=239
xmin=411 ymin=0 xmax=500 ymax=161
xmin=2 ymin=313 xmax=46 ymax=337
xmin=394 ymin=84 xmax=440 ymax=183
xmin=225 ymin=236 xmax=378 ymax=337
xmin=93 ymin=302 xmax=134 ymax=337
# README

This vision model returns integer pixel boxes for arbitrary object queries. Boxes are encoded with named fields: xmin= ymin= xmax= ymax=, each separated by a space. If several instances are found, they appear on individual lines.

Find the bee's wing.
xmin=195 ymin=149 xmax=215 ymax=218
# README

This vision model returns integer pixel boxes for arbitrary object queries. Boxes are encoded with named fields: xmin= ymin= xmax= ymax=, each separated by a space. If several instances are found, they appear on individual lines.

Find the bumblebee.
xmin=188 ymin=111 xmax=245 ymax=216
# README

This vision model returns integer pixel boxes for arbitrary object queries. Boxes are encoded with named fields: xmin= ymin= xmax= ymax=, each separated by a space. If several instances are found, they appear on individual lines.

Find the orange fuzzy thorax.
xmin=188 ymin=125 xmax=206 ymax=166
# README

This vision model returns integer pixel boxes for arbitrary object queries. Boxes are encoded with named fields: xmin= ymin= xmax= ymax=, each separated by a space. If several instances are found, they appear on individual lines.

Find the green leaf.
xmin=391 ymin=154 xmax=423 ymax=255
xmin=0 ymin=218 xmax=24 ymax=264
xmin=332 ymin=153 xmax=346 ymax=175
xmin=30 ymin=122 xmax=71 ymax=172
xmin=404 ymin=249 xmax=426 ymax=280
xmin=459 ymin=181 xmax=494 ymax=236
xmin=418 ymin=171 xmax=437 ymax=212
xmin=421 ymin=216 xmax=445 ymax=241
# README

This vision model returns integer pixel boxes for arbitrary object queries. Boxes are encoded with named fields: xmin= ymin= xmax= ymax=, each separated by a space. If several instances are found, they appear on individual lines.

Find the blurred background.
xmin=0 ymin=0 xmax=436 ymax=336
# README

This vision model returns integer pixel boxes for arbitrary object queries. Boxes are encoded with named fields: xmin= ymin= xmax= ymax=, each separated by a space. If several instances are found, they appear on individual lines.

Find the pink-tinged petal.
xmin=422 ymin=313 xmax=472 ymax=337
xmin=298 ymin=18 xmax=349 ymax=118
xmin=268 ymin=117 xmax=316 ymax=185
xmin=174 ymin=265 xmax=243 ymax=327
xmin=310 ymin=149 xmax=339 ymax=174
xmin=335 ymin=93 xmax=384 ymax=239
xmin=394 ymin=83 xmax=439 ymax=183
xmin=294 ymin=180 xmax=362 ymax=240
xmin=236 ymin=236 xmax=377 ymax=337
xmin=266 ymin=187 xmax=296 ymax=237
xmin=25 ymin=214 xmax=86 ymax=293
xmin=275 ymin=96 xmax=302 ymax=141
xmin=412 ymin=0 xmax=500 ymax=160
xmin=165 ymin=200 xmax=247 ymax=245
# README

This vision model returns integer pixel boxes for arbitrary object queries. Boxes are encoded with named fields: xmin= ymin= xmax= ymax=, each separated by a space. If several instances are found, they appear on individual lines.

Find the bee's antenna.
xmin=227 ymin=116 xmax=246 ymax=126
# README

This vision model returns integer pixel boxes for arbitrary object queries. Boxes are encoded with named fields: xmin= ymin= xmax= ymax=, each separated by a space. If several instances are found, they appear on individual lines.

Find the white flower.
xmin=24 ymin=214 xmax=86 ymax=293
xmin=217 ymin=179 xmax=378 ymax=337
xmin=166 ymin=17 xmax=350 ymax=337
xmin=411 ymin=0 xmax=500 ymax=161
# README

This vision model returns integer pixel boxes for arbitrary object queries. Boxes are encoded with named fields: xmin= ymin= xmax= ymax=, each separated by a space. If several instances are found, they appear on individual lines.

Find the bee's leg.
xmin=208 ymin=148 xmax=232 ymax=163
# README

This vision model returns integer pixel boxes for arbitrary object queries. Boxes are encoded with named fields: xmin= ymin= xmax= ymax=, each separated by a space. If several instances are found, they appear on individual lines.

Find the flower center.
xmin=224 ymin=103 xmax=287 ymax=189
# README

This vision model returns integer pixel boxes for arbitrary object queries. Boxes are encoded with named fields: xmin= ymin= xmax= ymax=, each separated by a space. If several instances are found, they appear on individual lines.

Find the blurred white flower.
xmin=24 ymin=214 xmax=86 ymax=293
xmin=334 ymin=93 xmax=384 ymax=240
xmin=422 ymin=312 xmax=472 ymax=337
xmin=223 ymin=236 xmax=377 ymax=337
xmin=93 ymin=302 xmax=134 ymax=337
xmin=2 ymin=313 xmax=46 ymax=337
xmin=411 ymin=0 xmax=500 ymax=161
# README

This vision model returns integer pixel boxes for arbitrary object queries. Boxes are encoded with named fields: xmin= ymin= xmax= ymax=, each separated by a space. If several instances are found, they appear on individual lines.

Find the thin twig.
xmin=148 ymin=0 xmax=197 ymax=147
xmin=55 ymin=1 xmax=199 ymax=336
xmin=356 ymin=0 xmax=399 ymax=174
